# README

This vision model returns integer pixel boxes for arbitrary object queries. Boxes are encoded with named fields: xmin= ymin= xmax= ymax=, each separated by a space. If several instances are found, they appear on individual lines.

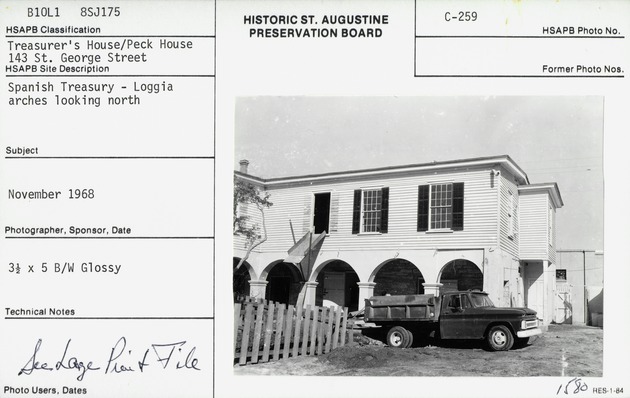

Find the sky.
xmin=235 ymin=96 xmax=604 ymax=251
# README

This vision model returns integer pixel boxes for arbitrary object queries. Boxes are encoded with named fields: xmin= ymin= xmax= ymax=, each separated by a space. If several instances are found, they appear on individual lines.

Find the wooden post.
xmin=289 ymin=219 xmax=296 ymax=244
xmin=339 ymin=307 xmax=349 ymax=347
xmin=308 ymin=306 xmax=319 ymax=355
xmin=317 ymin=307 xmax=328 ymax=355
xmin=250 ymin=302 xmax=265 ymax=364
xmin=261 ymin=301 xmax=275 ymax=362
xmin=282 ymin=305 xmax=294 ymax=359
xmin=234 ymin=303 xmax=242 ymax=355
xmin=332 ymin=306 xmax=342 ymax=349
xmin=301 ymin=305 xmax=312 ymax=356
xmin=291 ymin=305 xmax=303 ymax=358
xmin=324 ymin=306 xmax=334 ymax=353
xmin=239 ymin=304 xmax=254 ymax=365
xmin=272 ymin=303 xmax=285 ymax=361
xmin=348 ymin=320 xmax=354 ymax=347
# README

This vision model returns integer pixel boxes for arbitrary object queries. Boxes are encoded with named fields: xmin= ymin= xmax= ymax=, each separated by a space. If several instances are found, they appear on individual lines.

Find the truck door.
xmin=439 ymin=293 xmax=476 ymax=339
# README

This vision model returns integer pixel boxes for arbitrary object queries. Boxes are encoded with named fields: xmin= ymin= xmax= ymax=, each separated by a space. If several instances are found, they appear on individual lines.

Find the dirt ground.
xmin=234 ymin=324 xmax=602 ymax=377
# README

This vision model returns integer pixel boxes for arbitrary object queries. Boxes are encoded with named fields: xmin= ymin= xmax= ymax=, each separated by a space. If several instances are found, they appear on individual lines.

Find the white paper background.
xmin=0 ymin=1 xmax=628 ymax=397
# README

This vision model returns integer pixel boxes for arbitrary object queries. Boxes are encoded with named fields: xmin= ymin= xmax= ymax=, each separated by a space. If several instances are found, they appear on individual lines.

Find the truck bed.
xmin=364 ymin=294 xmax=439 ymax=323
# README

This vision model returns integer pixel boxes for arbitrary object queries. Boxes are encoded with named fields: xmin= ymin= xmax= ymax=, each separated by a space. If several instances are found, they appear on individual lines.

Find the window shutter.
xmin=352 ymin=189 xmax=361 ymax=234
xmin=452 ymin=182 xmax=464 ymax=231
xmin=380 ymin=187 xmax=389 ymax=233
xmin=329 ymin=191 xmax=339 ymax=232
xmin=302 ymin=193 xmax=312 ymax=234
xmin=417 ymin=185 xmax=429 ymax=232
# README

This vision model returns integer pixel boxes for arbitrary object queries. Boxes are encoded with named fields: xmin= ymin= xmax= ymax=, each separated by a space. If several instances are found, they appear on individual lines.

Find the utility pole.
xmin=583 ymin=250 xmax=587 ymax=325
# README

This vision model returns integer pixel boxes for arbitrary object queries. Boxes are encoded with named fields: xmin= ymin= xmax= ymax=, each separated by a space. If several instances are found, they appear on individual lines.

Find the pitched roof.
xmin=235 ymin=154 xmax=530 ymax=186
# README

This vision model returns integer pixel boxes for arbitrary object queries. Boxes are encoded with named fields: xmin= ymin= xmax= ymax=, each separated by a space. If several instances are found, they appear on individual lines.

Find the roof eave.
xmin=518 ymin=183 xmax=564 ymax=208
xmin=235 ymin=155 xmax=530 ymax=186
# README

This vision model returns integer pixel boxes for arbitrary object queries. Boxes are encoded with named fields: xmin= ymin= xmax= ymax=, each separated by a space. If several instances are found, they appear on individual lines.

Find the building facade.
xmin=234 ymin=155 xmax=563 ymax=325
xmin=555 ymin=250 xmax=604 ymax=326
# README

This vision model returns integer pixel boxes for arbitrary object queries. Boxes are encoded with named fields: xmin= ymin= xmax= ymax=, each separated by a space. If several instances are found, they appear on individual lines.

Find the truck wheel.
xmin=403 ymin=329 xmax=414 ymax=348
xmin=486 ymin=325 xmax=514 ymax=351
xmin=386 ymin=326 xmax=409 ymax=348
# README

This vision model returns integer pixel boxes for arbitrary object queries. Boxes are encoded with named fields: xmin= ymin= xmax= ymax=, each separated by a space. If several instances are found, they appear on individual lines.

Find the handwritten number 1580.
xmin=557 ymin=378 xmax=588 ymax=395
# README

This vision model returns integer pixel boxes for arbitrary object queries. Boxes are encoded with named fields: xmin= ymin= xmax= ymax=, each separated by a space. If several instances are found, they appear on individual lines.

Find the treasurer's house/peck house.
xmin=233 ymin=155 xmax=563 ymax=325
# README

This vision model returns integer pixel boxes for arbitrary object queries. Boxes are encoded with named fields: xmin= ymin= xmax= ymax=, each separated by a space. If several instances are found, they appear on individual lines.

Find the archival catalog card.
xmin=0 ymin=1 xmax=628 ymax=398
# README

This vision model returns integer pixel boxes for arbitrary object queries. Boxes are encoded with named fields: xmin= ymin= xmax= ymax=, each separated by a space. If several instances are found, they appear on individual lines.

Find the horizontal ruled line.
xmin=5 ymin=236 xmax=214 ymax=239
xmin=415 ymin=35 xmax=625 ymax=39
xmin=5 ymin=35 xmax=215 ymax=38
xmin=6 ymin=157 xmax=214 ymax=160
xmin=5 ymin=75 xmax=215 ymax=78
xmin=5 ymin=316 xmax=214 ymax=320
xmin=415 ymin=75 xmax=625 ymax=78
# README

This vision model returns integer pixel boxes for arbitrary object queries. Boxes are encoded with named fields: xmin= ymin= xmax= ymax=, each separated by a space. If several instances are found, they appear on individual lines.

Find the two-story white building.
xmin=233 ymin=155 xmax=563 ymax=325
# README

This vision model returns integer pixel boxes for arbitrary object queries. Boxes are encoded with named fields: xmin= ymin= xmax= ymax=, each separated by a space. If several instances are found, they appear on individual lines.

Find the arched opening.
xmin=372 ymin=259 xmax=425 ymax=296
xmin=264 ymin=262 xmax=302 ymax=306
xmin=233 ymin=257 xmax=253 ymax=300
xmin=439 ymin=260 xmax=483 ymax=292
xmin=315 ymin=260 xmax=360 ymax=312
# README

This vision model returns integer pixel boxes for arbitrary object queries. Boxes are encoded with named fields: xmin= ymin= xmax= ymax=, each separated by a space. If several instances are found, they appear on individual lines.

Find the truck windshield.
xmin=470 ymin=294 xmax=495 ymax=308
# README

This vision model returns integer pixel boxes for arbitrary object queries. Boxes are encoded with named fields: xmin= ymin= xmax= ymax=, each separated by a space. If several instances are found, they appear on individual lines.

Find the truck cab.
xmin=438 ymin=291 xmax=541 ymax=350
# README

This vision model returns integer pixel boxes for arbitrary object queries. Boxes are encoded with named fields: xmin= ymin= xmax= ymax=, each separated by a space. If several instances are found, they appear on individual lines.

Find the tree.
xmin=233 ymin=176 xmax=273 ymax=271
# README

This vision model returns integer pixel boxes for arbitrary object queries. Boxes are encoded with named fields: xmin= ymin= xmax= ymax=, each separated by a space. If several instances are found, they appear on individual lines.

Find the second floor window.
xmin=508 ymin=190 xmax=516 ymax=238
xmin=352 ymin=187 xmax=389 ymax=234
xmin=418 ymin=182 xmax=464 ymax=232
xmin=430 ymin=183 xmax=453 ymax=229
xmin=362 ymin=189 xmax=382 ymax=232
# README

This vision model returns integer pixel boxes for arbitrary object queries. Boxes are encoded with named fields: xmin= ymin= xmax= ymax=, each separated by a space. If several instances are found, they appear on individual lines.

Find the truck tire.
xmin=386 ymin=326 xmax=410 ymax=348
xmin=486 ymin=325 xmax=514 ymax=351
xmin=403 ymin=328 xmax=414 ymax=348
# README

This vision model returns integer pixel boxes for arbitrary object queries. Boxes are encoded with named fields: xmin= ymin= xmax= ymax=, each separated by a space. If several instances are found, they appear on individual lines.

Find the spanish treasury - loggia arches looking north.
xmin=233 ymin=155 xmax=563 ymax=326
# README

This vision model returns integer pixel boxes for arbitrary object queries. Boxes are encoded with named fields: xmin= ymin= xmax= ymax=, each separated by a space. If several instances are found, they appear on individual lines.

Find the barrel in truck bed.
xmin=364 ymin=294 xmax=439 ymax=323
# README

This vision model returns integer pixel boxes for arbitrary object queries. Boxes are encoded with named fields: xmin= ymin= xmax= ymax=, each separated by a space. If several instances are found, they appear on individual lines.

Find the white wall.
xmin=243 ymin=166 xmax=501 ymax=254
xmin=519 ymin=192 xmax=549 ymax=260
xmin=556 ymin=250 xmax=604 ymax=325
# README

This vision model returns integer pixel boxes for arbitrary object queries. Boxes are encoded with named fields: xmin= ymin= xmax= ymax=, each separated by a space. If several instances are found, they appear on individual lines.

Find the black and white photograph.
xmin=233 ymin=96 xmax=603 ymax=377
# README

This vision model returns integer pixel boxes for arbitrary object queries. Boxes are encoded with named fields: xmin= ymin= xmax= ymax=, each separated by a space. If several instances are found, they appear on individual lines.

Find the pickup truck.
xmin=362 ymin=290 xmax=542 ymax=351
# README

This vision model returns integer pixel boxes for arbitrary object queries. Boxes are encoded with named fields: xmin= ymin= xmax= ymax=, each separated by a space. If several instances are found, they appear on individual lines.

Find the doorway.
xmin=527 ymin=278 xmax=544 ymax=315
xmin=439 ymin=260 xmax=483 ymax=292
xmin=323 ymin=271 xmax=345 ymax=307
xmin=313 ymin=193 xmax=331 ymax=234
xmin=315 ymin=260 xmax=360 ymax=311
xmin=268 ymin=276 xmax=291 ymax=304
